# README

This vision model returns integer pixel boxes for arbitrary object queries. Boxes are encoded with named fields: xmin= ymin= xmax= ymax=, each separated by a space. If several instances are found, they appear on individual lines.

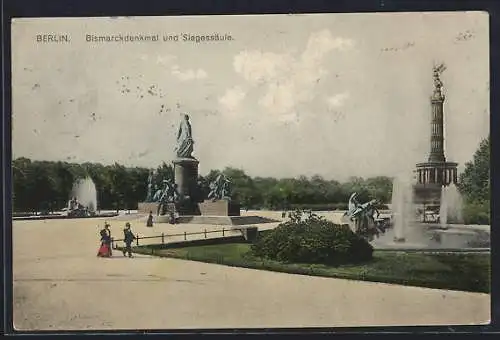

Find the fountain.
xmin=67 ymin=177 xmax=97 ymax=217
xmin=369 ymin=171 xmax=438 ymax=249
xmin=369 ymin=175 xmax=488 ymax=251
xmin=390 ymin=172 xmax=416 ymax=243
xmin=439 ymin=183 xmax=464 ymax=226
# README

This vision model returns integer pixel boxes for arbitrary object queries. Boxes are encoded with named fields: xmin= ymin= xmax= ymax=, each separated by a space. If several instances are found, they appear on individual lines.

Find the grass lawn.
xmin=131 ymin=243 xmax=490 ymax=293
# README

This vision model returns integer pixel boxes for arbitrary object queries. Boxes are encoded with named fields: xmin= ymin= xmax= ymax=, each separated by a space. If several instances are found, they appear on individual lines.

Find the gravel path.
xmin=13 ymin=216 xmax=490 ymax=331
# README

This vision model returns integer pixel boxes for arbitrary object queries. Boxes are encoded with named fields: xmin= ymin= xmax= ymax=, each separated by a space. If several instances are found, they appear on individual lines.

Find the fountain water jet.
xmin=439 ymin=183 xmax=464 ymax=226
xmin=71 ymin=176 xmax=97 ymax=213
xmin=390 ymin=172 xmax=416 ymax=243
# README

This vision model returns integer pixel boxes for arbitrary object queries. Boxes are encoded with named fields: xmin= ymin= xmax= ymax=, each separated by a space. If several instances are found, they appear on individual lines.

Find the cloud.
xmin=219 ymin=86 xmax=246 ymax=111
xmin=157 ymin=55 xmax=175 ymax=65
xmin=327 ymin=92 xmax=350 ymax=108
xmin=233 ymin=51 xmax=294 ymax=85
xmin=171 ymin=65 xmax=208 ymax=81
xmin=301 ymin=30 xmax=354 ymax=67
xmin=258 ymin=81 xmax=299 ymax=114
xmin=233 ymin=30 xmax=354 ymax=117
xmin=277 ymin=112 xmax=300 ymax=124
xmin=138 ymin=54 xmax=176 ymax=65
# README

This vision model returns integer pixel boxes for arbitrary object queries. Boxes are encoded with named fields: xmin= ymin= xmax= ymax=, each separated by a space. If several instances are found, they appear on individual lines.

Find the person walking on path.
xmin=146 ymin=211 xmax=154 ymax=227
xmin=97 ymin=222 xmax=112 ymax=257
xmin=122 ymin=222 xmax=136 ymax=258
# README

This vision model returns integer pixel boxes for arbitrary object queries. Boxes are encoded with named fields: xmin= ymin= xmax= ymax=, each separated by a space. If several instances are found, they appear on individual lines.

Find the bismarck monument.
xmin=138 ymin=113 xmax=202 ymax=216
xmin=138 ymin=113 xmax=276 ymax=226
xmin=414 ymin=64 xmax=458 ymax=207
xmin=171 ymin=113 xmax=203 ymax=215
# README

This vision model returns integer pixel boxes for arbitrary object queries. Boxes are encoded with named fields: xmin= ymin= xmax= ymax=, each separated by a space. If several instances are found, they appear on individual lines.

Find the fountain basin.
xmin=371 ymin=221 xmax=490 ymax=250
xmin=12 ymin=212 xmax=118 ymax=221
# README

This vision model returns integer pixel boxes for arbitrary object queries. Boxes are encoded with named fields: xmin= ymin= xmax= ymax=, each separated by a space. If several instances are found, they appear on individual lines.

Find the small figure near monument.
xmin=122 ymin=222 xmax=136 ymax=258
xmin=169 ymin=211 xmax=176 ymax=224
xmin=146 ymin=211 xmax=154 ymax=227
xmin=175 ymin=113 xmax=194 ymax=159
xmin=97 ymin=222 xmax=112 ymax=257
xmin=207 ymin=173 xmax=232 ymax=201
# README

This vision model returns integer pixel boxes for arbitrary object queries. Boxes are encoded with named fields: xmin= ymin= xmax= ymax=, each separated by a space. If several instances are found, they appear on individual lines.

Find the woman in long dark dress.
xmin=97 ymin=222 xmax=112 ymax=257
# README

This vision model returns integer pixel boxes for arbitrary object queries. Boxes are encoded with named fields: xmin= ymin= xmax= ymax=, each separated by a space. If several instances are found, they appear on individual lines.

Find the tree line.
xmin=12 ymin=135 xmax=489 ymax=222
xmin=12 ymin=157 xmax=393 ymax=213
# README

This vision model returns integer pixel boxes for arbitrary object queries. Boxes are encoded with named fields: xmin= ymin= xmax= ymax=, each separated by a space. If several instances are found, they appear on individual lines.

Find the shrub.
xmin=286 ymin=203 xmax=389 ymax=211
xmin=251 ymin=210 xmax=373 ymax=265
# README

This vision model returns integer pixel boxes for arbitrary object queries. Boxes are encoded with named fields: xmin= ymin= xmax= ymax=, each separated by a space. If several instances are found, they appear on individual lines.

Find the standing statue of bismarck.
xmin=175 ymin=114 xmax=194 ymax=159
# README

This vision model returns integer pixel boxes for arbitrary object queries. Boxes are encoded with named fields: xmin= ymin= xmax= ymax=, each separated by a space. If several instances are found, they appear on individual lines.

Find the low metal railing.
xmin=111 ymin=227 xmax=234 ymax=249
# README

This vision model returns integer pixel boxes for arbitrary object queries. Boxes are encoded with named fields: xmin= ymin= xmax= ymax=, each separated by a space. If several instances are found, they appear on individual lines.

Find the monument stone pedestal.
xmin=173 ymin=157 xmax=200 ymax=215
xmin=138 ymin=202 xmax=177 ymax=216
xmin=137 ymin=202 xmax=160 ymax=214
xmin=198 ymin=199 xmax=240 ymax=216
xmin=173 ymin=157 xmax=198 ymax=196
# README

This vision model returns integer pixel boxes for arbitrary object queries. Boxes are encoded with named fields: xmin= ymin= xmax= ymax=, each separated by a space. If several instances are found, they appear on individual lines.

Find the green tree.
xmin=108 ymin=163 xmax=128 ymax=211
xmin=129 ymin=167 xmax=150 ymax=209
xmin=222 ymin=167 xmax=257 ymax=208
xmin=53 ymin=161 xmax=76 ymax=209
xmin=365 ymin=176 xmax=393 ymax=204
xmin=12 ymin=158 xmax=31 ymax=212
xmin=457 ymin=136 xmax=490 ymax=225
xmin=30 ymin=161 xmax=58 ymax=213
xmin=458 ymin=136 xmax=490 ymax=203
xmin=342 ymin=176 xmax=370 ymax=203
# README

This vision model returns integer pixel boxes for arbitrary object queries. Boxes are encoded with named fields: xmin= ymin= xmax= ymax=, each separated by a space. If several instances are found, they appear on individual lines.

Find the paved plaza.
xmin=13 ymin=212 xmax=490 ymax=331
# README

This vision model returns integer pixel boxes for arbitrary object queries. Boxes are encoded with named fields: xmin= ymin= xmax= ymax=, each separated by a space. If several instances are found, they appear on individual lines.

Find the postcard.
xmin=11 ymin=12 xmax=490 ymax=331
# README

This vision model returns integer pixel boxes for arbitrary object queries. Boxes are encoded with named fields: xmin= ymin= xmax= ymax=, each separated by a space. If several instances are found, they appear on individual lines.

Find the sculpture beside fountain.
xmin=65 ymin=177 xmax=97 ymax=217
xmin=66 ymin=197 xmax=95 ymax=217
xmin=343 ymin=192 xmax=387 ymax=241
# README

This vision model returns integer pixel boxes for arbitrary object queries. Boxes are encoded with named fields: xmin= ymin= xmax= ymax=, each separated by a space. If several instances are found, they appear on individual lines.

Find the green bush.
xmin=251 ymin=210 xmax=373 ymax=265
xmin=463 ymin=200 xmax=490 ymax=225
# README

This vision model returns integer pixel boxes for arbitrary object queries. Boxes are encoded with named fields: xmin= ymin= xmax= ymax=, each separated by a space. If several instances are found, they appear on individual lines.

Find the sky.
xmin=11 ymin=12 xmax=489 ymax=181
